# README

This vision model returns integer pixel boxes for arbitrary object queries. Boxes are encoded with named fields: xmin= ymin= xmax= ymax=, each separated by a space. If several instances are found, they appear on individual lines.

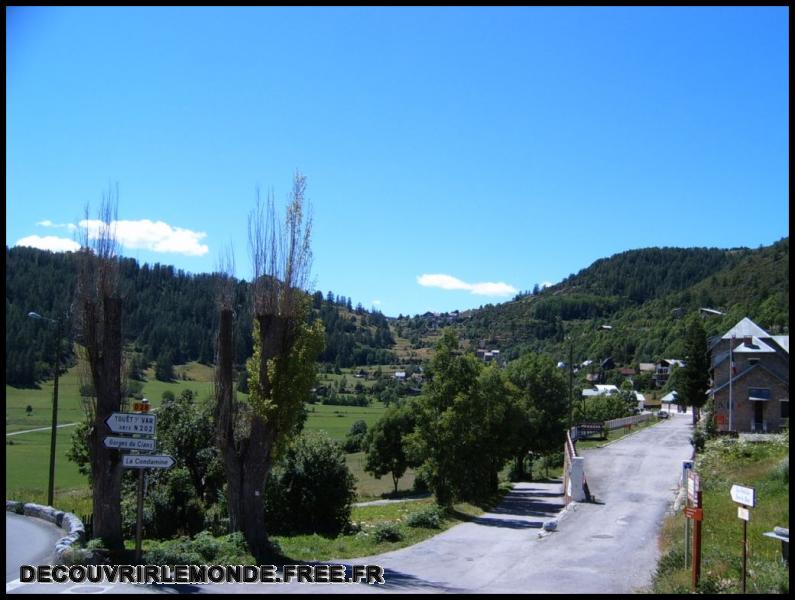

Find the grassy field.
xmin=5 ymin=360 xmax=400 ymax=503
xmin=652 ymin=433 xmax=789 ymax=594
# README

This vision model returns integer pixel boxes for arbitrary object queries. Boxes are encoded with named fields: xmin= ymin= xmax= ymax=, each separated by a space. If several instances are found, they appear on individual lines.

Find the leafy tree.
xmin=343 ymin=419 xmax=368 ymax=453
xmin=574 ymin=393 xmax=632 ymax=423
xmin=505 ymin=352 xmax=568 ymax=480
xmin=363 ymin=404 xmax=417 ymax=493
xmin=407 ymin=329 xmax=519 ymax=506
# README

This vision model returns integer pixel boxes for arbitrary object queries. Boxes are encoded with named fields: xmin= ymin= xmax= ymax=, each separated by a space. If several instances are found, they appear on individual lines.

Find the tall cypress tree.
xmin=681 ymin=314 xmax=710 ymax=426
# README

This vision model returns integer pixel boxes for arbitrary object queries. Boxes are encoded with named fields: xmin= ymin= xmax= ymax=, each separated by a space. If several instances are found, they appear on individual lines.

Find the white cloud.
xmin=372 ymin=300 xmax=382 ymax=307
xmin=541 ymin=281 xmax=554 ymax=289
xmin=37 ymin=220 xmax=78 ymax=232
xmin=417 ymin=273 xmax=518 ymax=297
xmin=80 ymin=219 xmax=209 ymax=257
xmin=15 ymin=235 xmax=80 ymax=253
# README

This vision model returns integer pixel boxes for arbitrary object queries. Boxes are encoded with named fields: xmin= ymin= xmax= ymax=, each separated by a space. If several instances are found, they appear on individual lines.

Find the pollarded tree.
xmin=72 ymin=188 xmax=125 ymax=551
xmin=214 ymin=173 xmax=324 ymax=561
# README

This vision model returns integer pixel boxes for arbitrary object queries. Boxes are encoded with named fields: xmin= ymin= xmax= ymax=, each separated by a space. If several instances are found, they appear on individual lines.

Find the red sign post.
xmin=684 ymin=471 xmax=703 ymax=591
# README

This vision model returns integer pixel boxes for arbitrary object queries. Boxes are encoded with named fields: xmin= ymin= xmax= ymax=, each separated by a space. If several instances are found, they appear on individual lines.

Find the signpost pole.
xmin=742 ymin=508 xmax=748 ymax=593
xmin=135 ymin=469 xmax=144 ymax=563
xmin=692 ymin=490 xmax=702 ymax=591
xmin=133 ymin=399 xmax=149 ymax=564
xmin=685 ymin=510 xmax=691 ymax=568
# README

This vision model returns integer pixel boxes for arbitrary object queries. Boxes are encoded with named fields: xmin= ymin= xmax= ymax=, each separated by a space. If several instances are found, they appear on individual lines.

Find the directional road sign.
xmin=103 ymin=436 xmax=156 ymax=451
xmin=122 ymin=454 xmax=174 ymax=469
xmin=730 ymin=484 xmax=755 ymax=507
xmin=105 ymin=413 xmax=157 ymax=436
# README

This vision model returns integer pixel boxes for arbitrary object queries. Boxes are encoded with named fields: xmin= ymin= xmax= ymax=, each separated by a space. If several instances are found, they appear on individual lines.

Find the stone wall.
xmin=6 ymin=500 xmax=85 ymax=562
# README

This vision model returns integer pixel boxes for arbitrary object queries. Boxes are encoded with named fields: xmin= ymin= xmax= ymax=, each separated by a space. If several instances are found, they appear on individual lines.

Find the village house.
xmin=709 ymin=317 xmax=789 ymax=433
xmin=653 ymin=358 xmax=686 ymax=388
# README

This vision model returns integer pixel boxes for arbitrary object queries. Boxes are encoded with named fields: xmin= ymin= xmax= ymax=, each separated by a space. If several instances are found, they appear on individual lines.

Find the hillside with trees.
xmin=5 ymin=245 xmax=396 ymax=387
xmin=398 ymin=237 xmax=789 ymax=367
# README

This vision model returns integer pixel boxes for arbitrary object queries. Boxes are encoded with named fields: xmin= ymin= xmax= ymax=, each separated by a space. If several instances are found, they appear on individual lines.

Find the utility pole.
xmin=568 ymin=339 xmax=574 ymax=430
xmin=48 ymin=318 xmax=61 ymax=507
xmin=28 ymin=311 xmax=62 ymax=507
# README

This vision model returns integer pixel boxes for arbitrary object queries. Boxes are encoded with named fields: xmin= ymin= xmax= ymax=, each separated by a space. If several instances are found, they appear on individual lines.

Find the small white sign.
xmin=103 ymin=436 xmax=156 ymax=451
xmin=105 ymin=413 xmax=157 ymax=435
xmin=730 ymin=484 xmax=755 ymax=507
xmin=687 ymin=471 xmax=700 ymax=503
xmin=737 ymin=506 xmax=750 ymax=521
xmin=122 ymin=454 xmax=174 ymax=469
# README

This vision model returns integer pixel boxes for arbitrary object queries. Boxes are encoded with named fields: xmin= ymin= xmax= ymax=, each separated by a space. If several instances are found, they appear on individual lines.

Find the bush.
xmin=264 ymin=431 xmax=356 ymax=537
xmin=373 ymin=523 xmax=403 ymax=543
xmin=691 ymin=428 xmax=707 ymax=453
xmin=142 ymin=531 xmax=254 ymax=566
xmin=406 ymin=506 xmax=443 ymax=529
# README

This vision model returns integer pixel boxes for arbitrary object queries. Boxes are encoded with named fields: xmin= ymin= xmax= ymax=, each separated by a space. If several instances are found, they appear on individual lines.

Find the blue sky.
xmin=7 ymin=7 xmax=789 ymax=317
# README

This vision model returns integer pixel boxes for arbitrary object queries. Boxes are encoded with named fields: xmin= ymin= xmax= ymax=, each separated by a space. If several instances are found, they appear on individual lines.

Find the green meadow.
xmin=5 ymin=360 xmax=407 ymax=504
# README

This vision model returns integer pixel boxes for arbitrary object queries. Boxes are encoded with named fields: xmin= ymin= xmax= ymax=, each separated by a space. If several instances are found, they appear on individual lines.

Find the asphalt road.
xmin=5 ymin=513 xmax=160 ymax=595
xmin=5 ymin=512 xmax=61 ymax=584
xmin=194 ymin=412 xmax=693 ymax=594
xmin=6 ymin=413 xmax=693 ymax=594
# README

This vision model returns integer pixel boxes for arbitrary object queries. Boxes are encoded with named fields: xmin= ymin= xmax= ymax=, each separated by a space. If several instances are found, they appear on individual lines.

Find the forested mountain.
xmin=399 ymin=238 xmax=789 ymax=367
xmin=7 ymin=238 xmax=788 ymax=387
xmin=6 ymin=246 xmax=395 ymax=386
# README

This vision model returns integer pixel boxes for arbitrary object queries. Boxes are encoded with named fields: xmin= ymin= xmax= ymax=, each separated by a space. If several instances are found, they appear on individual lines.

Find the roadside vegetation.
xmin=652 ymin=431 xmax=789 ymax=594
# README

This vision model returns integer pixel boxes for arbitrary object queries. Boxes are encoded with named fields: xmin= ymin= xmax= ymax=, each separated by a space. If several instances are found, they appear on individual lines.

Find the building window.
xmin=748 ymin=388 xmax=771 ymax=401
xmin=782 ymin=401 xmax=790 ymax=419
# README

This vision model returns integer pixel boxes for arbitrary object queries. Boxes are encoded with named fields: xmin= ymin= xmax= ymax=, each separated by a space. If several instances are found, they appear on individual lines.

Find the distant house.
xmin=582 ymin=384 xmax=620 ymax=398
xmin=394 ymin=371 xmax=406 ymax=381
xmin=654 ymin=359 xmax=686 ymax=388
xmin=709 ymin=317 xmax=789 ymax=433
xmin=661 ymin=391 xmax=680 ymax=411
xmin=638 ymin=363 xmax=656 ymax=374
xmin=635 ymin=393 xmax=646 ymax=412
xmin=477 ymin=349 xmax=500 ymax=363
xmin=619 ymin=367 xmax=637 ymax=376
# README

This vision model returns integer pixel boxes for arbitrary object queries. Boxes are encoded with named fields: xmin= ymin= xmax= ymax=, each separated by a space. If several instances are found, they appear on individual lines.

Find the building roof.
xmin=721 ymin=317 xmax=770 ymax=340
xmin=771 ymin=336 xmax=789 ymax=354
xmin=710 ymin=362 xmax=789 ymax=395
xmin=594 ymin=384 xmax=619 ymax=394
xmin=638 ymin=362 xmax=656 ymax=372
xmin=661 ymin=391 xmax=678 ymax=402
xmin=636 ymin=393 xmax=646 ymax=403
xmin=660 ymin=359 xmax=686 ymax=368
xmin=732 ymin=337 xmax=776 ymax=354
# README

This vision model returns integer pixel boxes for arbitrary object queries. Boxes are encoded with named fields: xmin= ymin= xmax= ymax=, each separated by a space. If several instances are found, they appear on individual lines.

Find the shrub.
xmin=142 ymin=531 xmax=255 ymax=566
xmin=373 ymin=523 xmax=403 ymax=543
xmin=691 ymin=427 xmax=708 ymax=453
xmin=406 ymin=506 xmax=443 ymax=529
xmin=264 ymin=431 xmax=356 ymax=537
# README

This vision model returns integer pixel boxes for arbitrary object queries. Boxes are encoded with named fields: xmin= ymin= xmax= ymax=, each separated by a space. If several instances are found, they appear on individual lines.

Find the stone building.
xmin=709 ymin=317 xmax=789 ymax=433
